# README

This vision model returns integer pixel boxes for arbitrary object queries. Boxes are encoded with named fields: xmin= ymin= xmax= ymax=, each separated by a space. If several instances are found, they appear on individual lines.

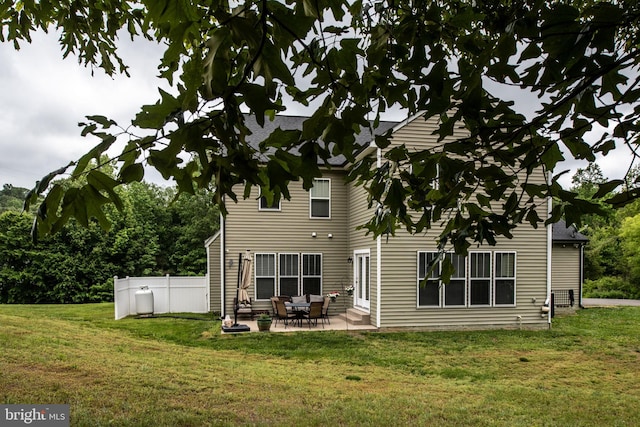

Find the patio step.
xmin=338 ymin=308 xmax=370 ymax=326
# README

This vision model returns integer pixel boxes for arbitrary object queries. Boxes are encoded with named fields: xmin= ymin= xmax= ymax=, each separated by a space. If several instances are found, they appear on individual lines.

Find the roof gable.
xmin=243 ymin=115 xmax=398 ymax=166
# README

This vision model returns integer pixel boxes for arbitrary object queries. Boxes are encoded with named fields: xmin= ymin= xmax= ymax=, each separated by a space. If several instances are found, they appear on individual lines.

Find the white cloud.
xmin=0 ymin=30 xmax=164 ymax=189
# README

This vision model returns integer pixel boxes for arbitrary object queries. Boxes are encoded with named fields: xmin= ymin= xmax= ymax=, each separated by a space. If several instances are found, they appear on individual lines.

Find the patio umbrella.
xmin=238 ymin=251 xmax=252 ymax=305
xmin=223 ymin=251 xmax=251 ymax=333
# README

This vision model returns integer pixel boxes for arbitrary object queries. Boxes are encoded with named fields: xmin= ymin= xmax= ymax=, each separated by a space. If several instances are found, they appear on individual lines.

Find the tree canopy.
xmin=3 ymin=0 xmax=640 ymax=251
xmin=0 ymin=181 xmax=218 ymax=303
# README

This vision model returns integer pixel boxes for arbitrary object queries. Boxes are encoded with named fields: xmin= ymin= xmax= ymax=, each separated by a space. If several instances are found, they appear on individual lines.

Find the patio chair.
xmin=274 ymin=299 xmax=296 ymax=329
xmin=304 ymin=301 xmax=324 ymax=328
xmin=321 ymin=297 xmax=331 ymax=325
xmin=270 ymin=297 xmax=279 ymax=317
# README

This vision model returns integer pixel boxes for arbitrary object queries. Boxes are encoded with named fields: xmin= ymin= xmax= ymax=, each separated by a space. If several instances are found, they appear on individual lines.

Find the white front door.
xmin=354 ymin=251 xmax=370 ymax=311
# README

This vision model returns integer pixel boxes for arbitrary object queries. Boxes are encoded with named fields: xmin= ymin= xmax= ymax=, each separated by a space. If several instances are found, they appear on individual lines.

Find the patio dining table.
xmin=285 ymin=302 xmax=310 ymax=327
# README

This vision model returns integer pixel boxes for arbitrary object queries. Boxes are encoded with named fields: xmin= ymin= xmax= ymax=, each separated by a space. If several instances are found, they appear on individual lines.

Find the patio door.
xmin=354 ymin=251 xmax=370 ymax=311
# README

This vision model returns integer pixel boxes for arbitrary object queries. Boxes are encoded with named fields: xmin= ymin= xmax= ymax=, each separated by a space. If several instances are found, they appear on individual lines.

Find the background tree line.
xmin=0 ymin=181 xmax=218 ymax=304
xmin=571 ymin=164 xmax=640 ymax=299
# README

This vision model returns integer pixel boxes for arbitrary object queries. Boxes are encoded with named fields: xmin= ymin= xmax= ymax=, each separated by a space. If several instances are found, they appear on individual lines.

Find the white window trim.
xmin=278 ymin=253 xmax=299 ymax=295
xmin=254 ymin=253 xmax=276 ymax=301
xmin=469 ymin=251 xmax=492 ymax=307
xmin=443 ymin=253 xmax=467 ymax=308
xmin=416 ymin=251 xmax=442 ymax=308
xmin=493 ymin=251 xmax=517 ymax=307
xmin=258 ymin=188 xmax=281 ymax=211
xmin=302 ymin=253 xmax=323 ymax=294
xmin=309 ymin=178 xmax=331 ymax=219
xmin=417 ymin=250 xmax=517 ymax=308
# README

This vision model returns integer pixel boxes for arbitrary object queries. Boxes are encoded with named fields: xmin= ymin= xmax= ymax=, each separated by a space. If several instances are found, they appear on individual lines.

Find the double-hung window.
xmin=417 ymin=252 xmax=441 ymax=306
xmin=279 ymin=253 xmax=299 ymax=296
xmin=310 ymin=179 xmax=330 ymax=218
xmin=302 ymin=253 xmax=322 ymax=295
xmin=417 ymin=250 xmax=516 ymax=307
xmin=469 ymin=252 xmax=491 ymax=306
xmin=443 ymin=254 xmax=466 ymax=306
xmin=494 ymin=252 xmax=516 ymax=306
xmin=254 ymin=253 xmax=276 ymax=300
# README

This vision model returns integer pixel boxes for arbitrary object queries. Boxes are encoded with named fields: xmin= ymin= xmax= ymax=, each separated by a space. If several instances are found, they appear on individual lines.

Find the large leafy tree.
xmin=3 ymin=0 xmax=640 ymax=252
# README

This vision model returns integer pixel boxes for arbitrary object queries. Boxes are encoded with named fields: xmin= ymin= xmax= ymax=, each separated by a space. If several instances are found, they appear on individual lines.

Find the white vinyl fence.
xmin=114 ymin=275 xmax=209 ymax=320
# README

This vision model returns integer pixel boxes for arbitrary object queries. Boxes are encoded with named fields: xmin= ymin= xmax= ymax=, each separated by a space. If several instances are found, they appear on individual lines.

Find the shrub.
xmin=583 ymin=277 xmax=639 ymax=299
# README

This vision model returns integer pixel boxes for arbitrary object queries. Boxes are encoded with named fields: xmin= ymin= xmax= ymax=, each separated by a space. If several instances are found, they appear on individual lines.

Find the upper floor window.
xmin=310 ymin=178 xmax=330 ymax=218
xmin=258 ymin=188 xmax=281 ymax=211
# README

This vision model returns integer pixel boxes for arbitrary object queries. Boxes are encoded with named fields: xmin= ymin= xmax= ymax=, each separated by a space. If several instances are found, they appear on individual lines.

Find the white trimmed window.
xmin=469 ymin=252 xmax=491 ymax=306
xmin=443 ymin=253 xmax=466 ymax=306
xmin=310 ymin=178 xmax=330 ymax=218
xmin=254 ymin=253 xmax=276 ymax=300
xmin=417 ymin=250 xmax=516 ymax=308
xmin=417 ymin=252 xmax=441 ymax=306
xmin=258 ymin=188 xmax=281 ymax=211
xmin=279 ymin=253 xmax=299 ymax=296
xmin=302 ymin=253 xmax=322 ymax=295
xmin=494 ymin=252 xmax=516 ymax=306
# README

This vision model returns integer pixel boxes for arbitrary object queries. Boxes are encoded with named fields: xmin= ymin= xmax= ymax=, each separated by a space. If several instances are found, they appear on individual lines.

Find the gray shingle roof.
xmin=552 ymin=220 xmax=589 ymax=243
xmin=243 ymin=115 xmax=398 ymax=166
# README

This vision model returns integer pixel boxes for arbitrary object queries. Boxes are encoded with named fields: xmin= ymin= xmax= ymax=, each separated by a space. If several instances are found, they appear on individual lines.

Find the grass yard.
xmin=1 ymin=304 xmax=639 ymax=426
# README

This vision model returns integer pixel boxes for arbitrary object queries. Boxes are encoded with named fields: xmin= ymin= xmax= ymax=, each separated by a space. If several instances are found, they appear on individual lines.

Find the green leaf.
xmin=72 ymin=135 xmax=117 ymax=178
xmin=593 ymin=180 xmax=623 ymax=199
xmin=85 ymin=115 xmax=117 ymax=128
xmin=118 ymin=163 xmax=145 ymax=183
xmin=87 ymin=170 xmax=124 ymax=211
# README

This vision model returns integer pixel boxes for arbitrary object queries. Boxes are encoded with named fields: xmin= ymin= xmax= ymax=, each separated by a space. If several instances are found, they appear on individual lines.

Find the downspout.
xmin=376 ymin=147 xmax=382 ymax=328
xmin=221 ymin=210 xmax=226 ymax=318
xmin=579 ymin=243 xmax=585 ymax=309
xmin=546 ymin=173 xmax=553 ymax=327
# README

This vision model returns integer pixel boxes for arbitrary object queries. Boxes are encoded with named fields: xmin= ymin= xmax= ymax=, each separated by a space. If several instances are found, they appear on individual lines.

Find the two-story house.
xmin=206 ymin=113 xmax=554 ymax=330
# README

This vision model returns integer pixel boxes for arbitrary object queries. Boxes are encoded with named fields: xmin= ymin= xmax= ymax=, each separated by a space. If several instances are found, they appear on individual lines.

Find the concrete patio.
xmin=222 ymin=314 xmax=378 ymax=334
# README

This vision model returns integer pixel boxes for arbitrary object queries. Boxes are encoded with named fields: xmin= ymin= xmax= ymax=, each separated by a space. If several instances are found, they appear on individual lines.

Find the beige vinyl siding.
xmin=207 ymin=232 xmax=222 ymax=314
xmin=552 ymin=245 xmax=581 ymax=300
xmin=348 ymin=179 xmax=379 ymax=320
xmin=224 ymin=170 xmax=350 ymax=314
xmin=374 ymin=114 xmax=549 ymax=329
xmin=378 ymin=226 xmax=548 ymax=329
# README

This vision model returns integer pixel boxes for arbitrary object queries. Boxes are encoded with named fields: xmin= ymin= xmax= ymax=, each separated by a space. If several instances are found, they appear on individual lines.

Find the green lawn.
xmin=1 ymin=303 xmax=639 ymax=426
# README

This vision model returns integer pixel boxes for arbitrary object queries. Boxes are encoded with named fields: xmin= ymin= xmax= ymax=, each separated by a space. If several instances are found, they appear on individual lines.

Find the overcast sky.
xmin=0 ymin=31 xmax=164 ymax=189
xmin=0 ymin=30 xmax=630 ymax=192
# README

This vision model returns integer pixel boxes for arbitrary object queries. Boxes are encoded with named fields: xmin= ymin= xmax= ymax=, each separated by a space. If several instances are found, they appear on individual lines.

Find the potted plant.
xmin=256 ymin=313 xmax=272 ymax=332
xmin=327 ymin=291 xmax=340 ymax=302
xmin=345 ymin=285 xmax=354 ymax=296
